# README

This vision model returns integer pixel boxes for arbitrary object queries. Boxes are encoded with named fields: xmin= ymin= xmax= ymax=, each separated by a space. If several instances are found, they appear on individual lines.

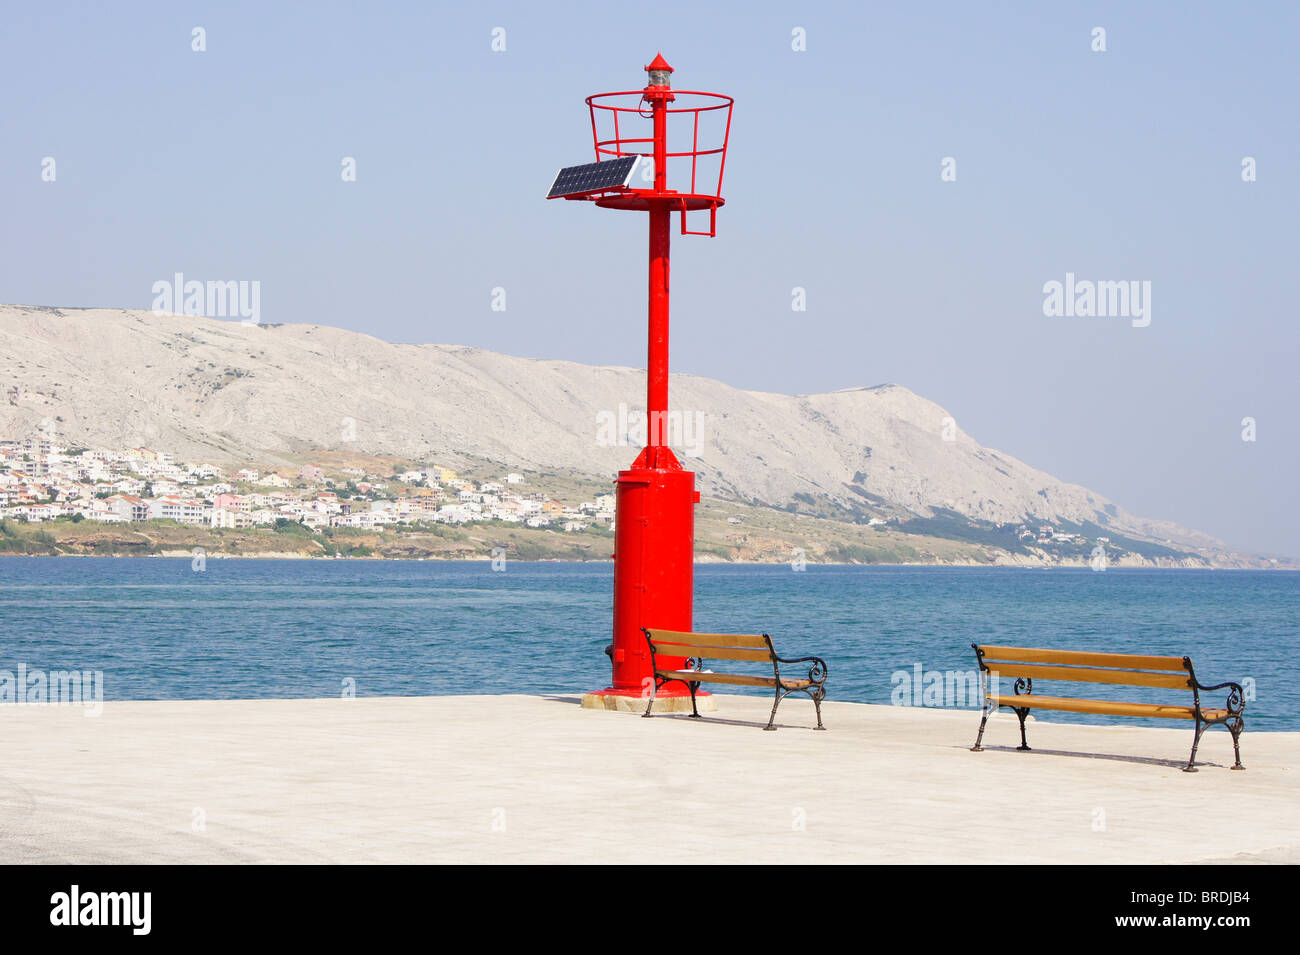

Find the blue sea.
xmin=1 ymin=557 xmax=1296 ymax=729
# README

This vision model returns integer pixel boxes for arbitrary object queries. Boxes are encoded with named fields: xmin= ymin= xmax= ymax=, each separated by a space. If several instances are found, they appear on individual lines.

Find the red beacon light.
xmin=549 ymin=57 xmax=734 ymax=710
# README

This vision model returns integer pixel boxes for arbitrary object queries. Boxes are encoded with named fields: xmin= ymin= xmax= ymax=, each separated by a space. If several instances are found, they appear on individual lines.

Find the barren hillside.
xmin=1 ymin=304 xmax=1229 ymax=555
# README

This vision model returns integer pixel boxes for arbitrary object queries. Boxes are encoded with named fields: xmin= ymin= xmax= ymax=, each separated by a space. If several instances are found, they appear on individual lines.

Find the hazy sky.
xmin=3 ymin=2 xmax=1297 ymax=557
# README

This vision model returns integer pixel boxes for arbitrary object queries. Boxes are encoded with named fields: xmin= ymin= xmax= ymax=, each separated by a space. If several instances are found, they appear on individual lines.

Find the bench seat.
xmin=656 ymin=669 xmax=813 ymax=689
xmin=989 ymin=694 xmax=1227 ymax=722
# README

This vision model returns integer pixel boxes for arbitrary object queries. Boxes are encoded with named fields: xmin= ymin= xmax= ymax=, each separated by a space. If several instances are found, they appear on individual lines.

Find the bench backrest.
xmin=644 ymin=629 xmax=775 ymax=665
xmin=973 ymin=644 xmax=1193 ymax=690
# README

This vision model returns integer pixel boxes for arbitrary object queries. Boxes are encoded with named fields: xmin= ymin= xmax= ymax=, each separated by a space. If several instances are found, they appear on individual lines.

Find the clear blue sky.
xmin=3 ymin=2 xmax=1297 ymax=557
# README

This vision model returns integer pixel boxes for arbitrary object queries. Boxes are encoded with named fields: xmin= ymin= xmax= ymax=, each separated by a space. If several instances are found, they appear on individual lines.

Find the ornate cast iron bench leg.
xmin=970 ymin=702 xmax=990 ymax=752
xmin=1184 ymin=673 xmax=1247 ymax=771
xmin=764 ymin=686 xmax=784 ymax=731
xmin=812 ymin=685 xmax=826 ymax=730
xmin=1011 ymin=676 xmax=1033 ymax=751
xmin=688 ymin=680 xmax=701 ymax=718
xmin=1185 ymin=715 xmax=1246 ymax=772
xmin=970 ymin=649 xmax=990 ymax=751
xmin=768 ymin=654 xmax=828 ymax=731
xmin=1014 ymin=707 xmax=1031 ymax=751
xmin=1183 ymin=718 xmax=1208 ymax=772
xmin=643 ymin=678 xmax=658 ymax=718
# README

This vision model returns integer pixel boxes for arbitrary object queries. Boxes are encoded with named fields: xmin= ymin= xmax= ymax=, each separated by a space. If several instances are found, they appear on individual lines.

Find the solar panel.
xmin=547 ymin=155 xmax=641 ymax=199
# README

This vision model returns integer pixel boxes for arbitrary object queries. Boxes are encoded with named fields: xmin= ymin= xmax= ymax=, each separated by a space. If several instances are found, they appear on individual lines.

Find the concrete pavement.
xmin=1 ymin=694 xmax=1295 ymax=863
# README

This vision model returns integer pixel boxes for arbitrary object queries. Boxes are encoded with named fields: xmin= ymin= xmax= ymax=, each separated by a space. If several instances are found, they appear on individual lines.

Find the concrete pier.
xmin=1 ymin=695 xmax=1295 ymax=864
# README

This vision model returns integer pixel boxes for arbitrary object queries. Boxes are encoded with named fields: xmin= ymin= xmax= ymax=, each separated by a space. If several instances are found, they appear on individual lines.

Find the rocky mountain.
xmin=0 ymin=304 xmax=1228 ymax=553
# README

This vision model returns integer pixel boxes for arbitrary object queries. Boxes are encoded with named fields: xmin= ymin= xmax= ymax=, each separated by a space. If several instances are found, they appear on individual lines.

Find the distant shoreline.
xmin=0 ymin=552 xmax=1292 ymax=570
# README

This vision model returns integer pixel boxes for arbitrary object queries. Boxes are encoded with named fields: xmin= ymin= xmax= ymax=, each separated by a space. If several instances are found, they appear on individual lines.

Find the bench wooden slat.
xmin=644 ymin=629 xmax=770 ymax=649
xmin=656 ymin=669 xmax=811 ymax=689
xmin=989 ymin=694 xmax=1226 ymax=721
xmin=649 ymin=643 xmax=773 ymax=663
xmin=983 ymin=661 xmax=1193 ymax=690
xmin=977 ymin=645 xmax=1187 ymax=671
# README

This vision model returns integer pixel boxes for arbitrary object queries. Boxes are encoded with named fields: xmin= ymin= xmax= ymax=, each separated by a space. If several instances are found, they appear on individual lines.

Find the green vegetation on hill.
xmin=897 ymin=509 xmax=1032 ymax=555
xmin=823 ymin=541 xmax=923 ymax=564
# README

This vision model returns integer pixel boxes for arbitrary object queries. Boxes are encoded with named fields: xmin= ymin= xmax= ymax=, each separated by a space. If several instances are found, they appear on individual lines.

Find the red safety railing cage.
xmin=581 ymin=89 xmax=733 ymax=236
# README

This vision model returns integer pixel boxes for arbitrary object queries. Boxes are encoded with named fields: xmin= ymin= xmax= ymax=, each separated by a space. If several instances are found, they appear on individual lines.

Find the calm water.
xmin=1 ymin=558 xmax=1297 ymax=729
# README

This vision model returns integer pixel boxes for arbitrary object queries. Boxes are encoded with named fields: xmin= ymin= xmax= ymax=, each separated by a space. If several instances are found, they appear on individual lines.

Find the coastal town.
xmin=0 ymin=432 xmax=1253 ymax=567
xmin=0 ymin=434 xmax=615 ymax=534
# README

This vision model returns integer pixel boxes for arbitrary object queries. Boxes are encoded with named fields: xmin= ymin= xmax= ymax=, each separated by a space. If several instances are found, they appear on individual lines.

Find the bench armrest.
xmin=774 ymin=654 xmax=828 ymax=685
xmin=1193 ymin=678 xmax=1247 ymax=716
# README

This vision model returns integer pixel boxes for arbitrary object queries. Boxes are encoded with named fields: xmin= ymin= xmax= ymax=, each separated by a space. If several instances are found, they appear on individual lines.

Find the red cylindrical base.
xmin=602 ymin=458 xmax=698 ymax=693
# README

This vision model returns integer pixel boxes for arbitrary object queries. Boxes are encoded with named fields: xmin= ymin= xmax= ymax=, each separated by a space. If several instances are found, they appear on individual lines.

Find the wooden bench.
xmin=970 ymin=644 xmax=1246 ymax=772
xmin=641 ymin=628 xmax=828 ymax=731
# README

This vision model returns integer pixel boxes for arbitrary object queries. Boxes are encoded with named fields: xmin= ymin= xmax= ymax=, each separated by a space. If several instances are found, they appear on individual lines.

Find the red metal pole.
xmin=647 ymin=204 xmax=670 ymax=449
xmin=647 ymin=70 xmax=670 ymax=451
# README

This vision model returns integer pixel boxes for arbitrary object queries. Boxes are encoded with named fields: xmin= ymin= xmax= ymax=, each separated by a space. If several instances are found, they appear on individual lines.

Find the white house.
xmin=210 ymin=506 xmax=253 ymax=529
xmin=106 ymin=494 xmax=150 ymax=522
xmin=149 ymin=496 xmax=207 ymax=524
xmin=436 ymin=504 xmax=476 ymax=524
xmin=87 ymin=501 xmax=126 ymax=523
